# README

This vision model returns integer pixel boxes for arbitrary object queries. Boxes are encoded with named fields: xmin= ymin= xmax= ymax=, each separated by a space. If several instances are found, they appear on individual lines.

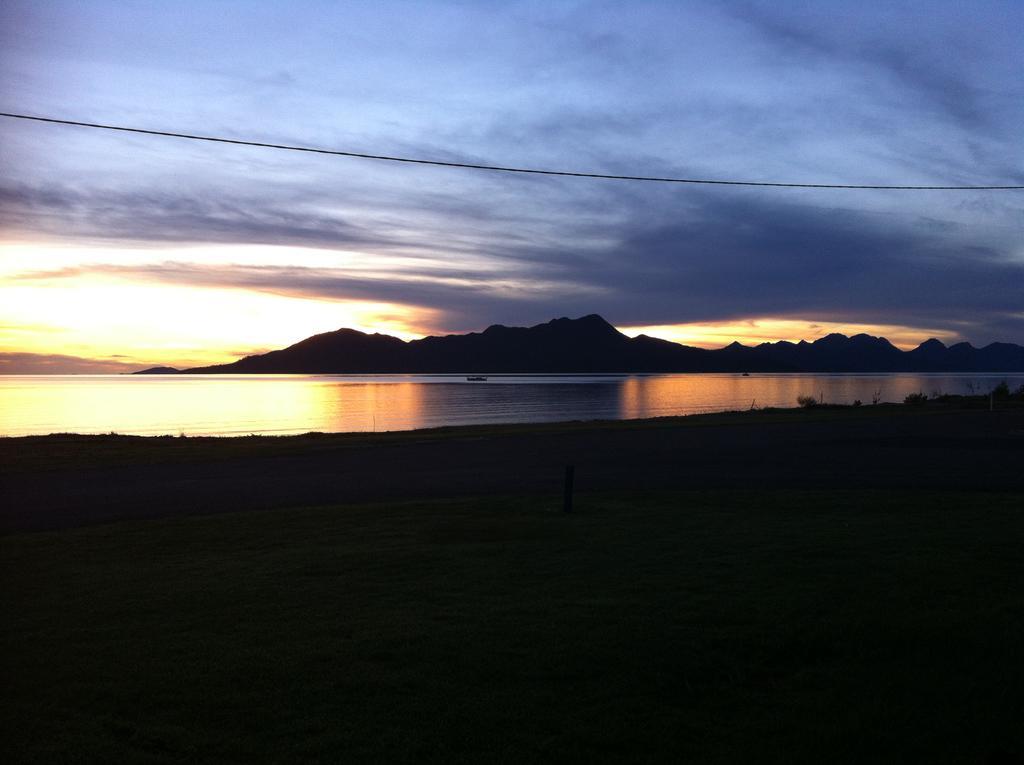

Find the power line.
xmin=2 ymin=111 xmax=1022 ymax=190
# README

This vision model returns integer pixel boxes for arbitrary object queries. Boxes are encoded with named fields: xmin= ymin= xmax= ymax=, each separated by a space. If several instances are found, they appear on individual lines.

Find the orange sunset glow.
xmin=2 ymin=237 xmax=976 ymax=372
xmin=621 ymin=319 xmax=962 ymax=351
xmin=1 ymin=267 xmax=961 ymax=370
xmin=0 ymin=242 xmax=439 ymax=369
xmin=1 ymin=236 xmax=970 ymax=371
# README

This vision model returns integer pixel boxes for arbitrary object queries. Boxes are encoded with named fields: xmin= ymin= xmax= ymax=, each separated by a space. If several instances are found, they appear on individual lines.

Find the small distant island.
xmin=133 ymin=366 xmax=181 ymax=375
xmin=135 ymin=314 xmax=1024 ymax=375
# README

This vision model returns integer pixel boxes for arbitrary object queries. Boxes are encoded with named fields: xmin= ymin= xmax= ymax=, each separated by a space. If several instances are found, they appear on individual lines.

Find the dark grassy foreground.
xmin=3 ymin=489 xmax=1023 ymax=763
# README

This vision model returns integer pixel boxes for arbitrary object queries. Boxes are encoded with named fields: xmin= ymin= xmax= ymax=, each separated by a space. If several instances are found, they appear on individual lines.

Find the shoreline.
xmin=2 ymin=391 xmax=1021 ymax=443
xmin=3 ymin=400 xmax=1022 ymax=533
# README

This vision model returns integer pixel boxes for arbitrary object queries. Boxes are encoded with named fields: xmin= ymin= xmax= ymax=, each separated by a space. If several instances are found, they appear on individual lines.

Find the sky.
xmin=1 ymin=0 xmax=1022 ymax=371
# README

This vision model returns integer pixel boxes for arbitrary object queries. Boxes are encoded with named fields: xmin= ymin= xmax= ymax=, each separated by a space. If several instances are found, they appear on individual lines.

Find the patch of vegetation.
xmin=904 ymin=392 xmax=929 ymax=405
xmin=2 ymin=490 xmax=1023 ymax=763
xmin=796 ymin=394 xmax=818 ymax=408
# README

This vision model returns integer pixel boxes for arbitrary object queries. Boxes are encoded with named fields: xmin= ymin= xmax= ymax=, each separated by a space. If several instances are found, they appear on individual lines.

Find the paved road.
xmin=3 ymin=409 xmax=1022 ymax=532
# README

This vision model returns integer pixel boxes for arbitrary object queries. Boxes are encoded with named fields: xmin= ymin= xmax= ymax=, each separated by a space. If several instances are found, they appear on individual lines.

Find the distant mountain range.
xmin=135 ymin=314 xmax=1024 ymax=374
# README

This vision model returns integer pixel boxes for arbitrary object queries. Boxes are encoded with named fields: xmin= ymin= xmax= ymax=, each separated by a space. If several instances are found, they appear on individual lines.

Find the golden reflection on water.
xmin=1 ymin=373 xmax=1019 ymax=437
xmin=0 ymin=376 xmax=446 ymax=437
xmin=0 ymin=376 xmax=325 ymax=436
xmin=618 ymin=374 xmax=769 ymax=419
xmin=309 ymin=380 xmax=428 ymax=433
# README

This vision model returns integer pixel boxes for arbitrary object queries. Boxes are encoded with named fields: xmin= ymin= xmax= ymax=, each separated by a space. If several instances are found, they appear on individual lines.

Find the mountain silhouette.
xmin=140 ymin=315 xmax=1024 ymax=374
xmin=756 ymin=333 xmax=906 ymax=371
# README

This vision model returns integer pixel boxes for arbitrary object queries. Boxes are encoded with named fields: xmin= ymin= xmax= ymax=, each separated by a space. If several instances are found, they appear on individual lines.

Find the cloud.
xmin=0 ymin=183 xmax=399 ymax=250
xmin=730 ymin=1 xmax=1017 ymax=134
xmin=0 ymin=351 xmax=143 ymax=374
xmin=580 ymin=191 xmax=1024 ymax=343
xmin=13 ymin=182 xmax=1024 ymax=345
xmin=12 ymin=259 xmax=601 ymax=334
xmin=2 ymin=1 xmax=1022 ymax=348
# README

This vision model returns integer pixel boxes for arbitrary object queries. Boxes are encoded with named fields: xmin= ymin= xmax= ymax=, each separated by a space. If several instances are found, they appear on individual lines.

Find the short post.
xmin=563 ymin=464 xmax=575 ymax=513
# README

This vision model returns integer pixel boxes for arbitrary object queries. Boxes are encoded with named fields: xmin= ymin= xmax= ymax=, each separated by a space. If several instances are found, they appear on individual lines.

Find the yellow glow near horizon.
xmin=2 ymin=240 xmax=968 ymax=369
xmin=0 ymin=239 xmax=448 ymax=368
xmin=621 ymin=319 xmax=962 ymax=350
xmin=0 ymin=276 xmax=432 ymax=368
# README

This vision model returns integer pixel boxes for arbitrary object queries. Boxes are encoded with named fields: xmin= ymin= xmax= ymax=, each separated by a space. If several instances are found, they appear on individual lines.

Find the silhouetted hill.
xmin=183 ymin=314 xmax=791 ymax=374
xmin=175 ymin=315 xmax=1024 ymax=374
xmin=202 ymin=328 xmax=409 ymax=374
xmin=756 ymin=333 xmax=1024 ymax=372
xmin=756 ymin=333 xmax=905 ymax=371
xmin=133 ymin=366 xmax=180 ymax=375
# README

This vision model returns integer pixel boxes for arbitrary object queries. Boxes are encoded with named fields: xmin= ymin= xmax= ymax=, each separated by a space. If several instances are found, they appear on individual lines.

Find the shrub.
xmin=852 ymin=399 xmax=862 ymax=407
xmin=992 ymin=380 xmax=1010 ymax=398
xmin=904 ymin=392 xmax=928 ymax=406
xmin=796 ymin=395 xmax=818 ymax=409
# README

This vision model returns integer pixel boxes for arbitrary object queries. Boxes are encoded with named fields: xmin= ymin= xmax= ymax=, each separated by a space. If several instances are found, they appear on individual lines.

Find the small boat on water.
xmin=466 ymin=375 xmax=488 ymax=381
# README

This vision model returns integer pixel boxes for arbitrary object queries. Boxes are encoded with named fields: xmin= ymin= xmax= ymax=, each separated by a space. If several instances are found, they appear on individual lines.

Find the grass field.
xmin=3 ymin=488 xmax=1022 ymax=763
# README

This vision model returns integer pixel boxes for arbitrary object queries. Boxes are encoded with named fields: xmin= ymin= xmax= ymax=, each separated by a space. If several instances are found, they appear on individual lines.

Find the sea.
xmin=1 ymin=373 xmax=1021 ymax=437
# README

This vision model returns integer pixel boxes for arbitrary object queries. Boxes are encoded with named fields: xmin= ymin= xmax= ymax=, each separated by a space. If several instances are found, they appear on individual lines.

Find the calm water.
xmin=1 ymin=373 xmax=1021 ymax=437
